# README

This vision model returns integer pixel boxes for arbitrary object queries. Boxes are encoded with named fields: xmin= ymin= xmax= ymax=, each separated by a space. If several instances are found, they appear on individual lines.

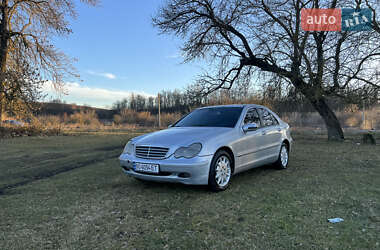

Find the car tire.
xmin=208 ymin=150 xmax=233 ymax=192
xmin=274 ymin=142 xmax=289 ymax=169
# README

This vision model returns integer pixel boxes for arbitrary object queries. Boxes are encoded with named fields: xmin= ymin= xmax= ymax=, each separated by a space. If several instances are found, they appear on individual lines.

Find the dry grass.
xmin=3 ymin=105 xmax=379 ymax=138
xmin=0 ymin=125 xmax=61 ymax=138
xmin=113 ymin=109 xmax=181 ymax=127
xmin=67 ymin=110 xmax=101 ymax=126
xmin=160 ymin=112 xmax=182 ymax=127
xmin=281 ymin=105 xmax=380 ymax=130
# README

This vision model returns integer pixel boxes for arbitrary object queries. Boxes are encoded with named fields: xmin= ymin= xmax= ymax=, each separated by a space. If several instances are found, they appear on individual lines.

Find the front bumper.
xmin=119 ymin=153 xmax=213 ymax=185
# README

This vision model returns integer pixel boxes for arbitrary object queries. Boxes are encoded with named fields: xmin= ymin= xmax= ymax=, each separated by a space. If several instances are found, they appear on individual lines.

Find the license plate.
xmin=133 ymin=162 xmax=159 ymax=174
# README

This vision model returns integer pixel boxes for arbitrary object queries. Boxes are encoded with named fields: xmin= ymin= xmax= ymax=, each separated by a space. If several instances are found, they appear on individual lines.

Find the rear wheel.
xmin=208 ymin=150 xmax=232 ymax=191
xmin=274 ymin=143 xmax=289 ymax=169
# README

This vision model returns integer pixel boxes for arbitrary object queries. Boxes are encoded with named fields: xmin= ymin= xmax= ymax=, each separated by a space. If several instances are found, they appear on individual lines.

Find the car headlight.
xmin=123 ymin=141 xmax=134 ymax=155
xmin=174 ymin=143 xmax=202 ymax=159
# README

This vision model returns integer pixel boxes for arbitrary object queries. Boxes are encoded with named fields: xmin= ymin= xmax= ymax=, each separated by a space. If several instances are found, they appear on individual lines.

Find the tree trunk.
xmin=0 ymin=97 xmax=3 ymax=125
xmin=0 ymin=2 xmax=9 ymax=126
xmin=309 ymin=96 xmax=345 ymax=141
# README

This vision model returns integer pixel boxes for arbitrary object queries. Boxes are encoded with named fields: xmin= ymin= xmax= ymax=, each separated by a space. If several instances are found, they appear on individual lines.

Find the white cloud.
xmin=166 ymin=53 xmax=183 ymax=59
xmin=42 ymin=81 xmax=154 ymax=109
xmin=103 ymin=73 xmax=116 ymax=79
xmin=87 ymin=70 xmax=117 ymax=80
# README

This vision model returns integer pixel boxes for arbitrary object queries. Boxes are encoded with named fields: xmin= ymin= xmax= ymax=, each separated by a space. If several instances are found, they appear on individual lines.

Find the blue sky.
xmin=46 ymin=0 xmax=204 ymax=108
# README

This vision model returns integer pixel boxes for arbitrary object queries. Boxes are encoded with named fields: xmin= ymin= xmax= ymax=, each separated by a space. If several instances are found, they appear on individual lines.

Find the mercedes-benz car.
xmin=119 ymin=104 xmax=292 ymax=191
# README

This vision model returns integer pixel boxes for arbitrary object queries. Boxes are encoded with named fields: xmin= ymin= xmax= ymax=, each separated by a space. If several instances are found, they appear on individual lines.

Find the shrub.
xmin=137 ymin=112 xmax=155 ymax=126
xmin=38 ymin=115 xmax=61 ymax=128
xmin=114 ymin=109 xmax=182 ymax=127
xmin=113 ymin=114 xmax=122 ymax=125
xmin=281 ymin=112 xmax=323 ymax=127
xmin=365 ymin=107 xmax=379 ymax=130
xmin=280 ymin=106 xmax=380 ymax=130
xmin=0 ymin=125 xmax=61 ymax=138
xmin=117 ymin=109 xmax=156 ymax=126
xmin=120 ymin=109 xmax=138 ymax=124
xmin=68 ymin=110 xmax=100 ymax=126
xmin=160 ymin=113 xmax=182 ymax=127
xmin=341 ymin=112 xmax=361 ymax=128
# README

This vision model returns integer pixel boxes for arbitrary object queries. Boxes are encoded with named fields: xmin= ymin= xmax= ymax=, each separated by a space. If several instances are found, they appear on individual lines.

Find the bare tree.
xmin=0 ymin=0 xmax=98 ymax=123
xmin=0 ymin=59 xmax=45 ymax=117
xmin=362 ymin=0 xmax=380 ymax=34
xmin=153 ymin=0 xmax=380 ymax=140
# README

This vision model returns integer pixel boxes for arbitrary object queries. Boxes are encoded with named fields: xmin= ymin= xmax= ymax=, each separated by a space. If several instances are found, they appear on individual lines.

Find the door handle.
xmin=277 ymin=128 xmax=281 ymax=132
xmin=262 ymin=131 xmax=267 ymax=135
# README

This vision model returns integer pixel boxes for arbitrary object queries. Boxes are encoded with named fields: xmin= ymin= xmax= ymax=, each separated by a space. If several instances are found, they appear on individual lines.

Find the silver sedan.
xmin=119 ymin=104 xmax=292 ymax=191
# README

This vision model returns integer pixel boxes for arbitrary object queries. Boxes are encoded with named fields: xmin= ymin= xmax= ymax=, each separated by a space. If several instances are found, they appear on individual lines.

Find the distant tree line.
xmin=112 ymin=85 xmax=379 ymax=116
xmin=112 ymin=91 xmax=192 ymax=114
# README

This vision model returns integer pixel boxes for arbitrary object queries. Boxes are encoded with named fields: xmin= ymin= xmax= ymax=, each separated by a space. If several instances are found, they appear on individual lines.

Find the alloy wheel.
xmin=215 ymin=155 xmax=231 ymax=187
xmin=280 ymin=146 xmax=288 ymax=167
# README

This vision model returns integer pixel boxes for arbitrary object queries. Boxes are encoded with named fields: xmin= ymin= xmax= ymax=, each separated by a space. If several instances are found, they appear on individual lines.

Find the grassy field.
xmin=0 ymin=131 xmax=379 ymax=249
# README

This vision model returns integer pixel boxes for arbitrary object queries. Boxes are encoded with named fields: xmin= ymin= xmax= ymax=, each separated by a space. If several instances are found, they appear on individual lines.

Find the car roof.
xmin=197 ymin=104 xmax=263 ymax=109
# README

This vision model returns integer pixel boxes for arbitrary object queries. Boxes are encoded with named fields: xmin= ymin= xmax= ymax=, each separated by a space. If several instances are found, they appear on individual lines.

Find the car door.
xmin=257 ymin=108 xmax=283 ymax=160
xmin=234 ymin=108 xmax=268 ymax=172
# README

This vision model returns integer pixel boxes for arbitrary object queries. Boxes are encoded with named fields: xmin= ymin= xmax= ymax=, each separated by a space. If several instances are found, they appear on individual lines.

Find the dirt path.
xmin=0 ymin=148 xmax=122 ymax=195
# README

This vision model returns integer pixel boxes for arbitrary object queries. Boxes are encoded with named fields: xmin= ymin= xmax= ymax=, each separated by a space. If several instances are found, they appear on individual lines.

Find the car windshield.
xmin=174 ymin=107 xmax=243 ymax=128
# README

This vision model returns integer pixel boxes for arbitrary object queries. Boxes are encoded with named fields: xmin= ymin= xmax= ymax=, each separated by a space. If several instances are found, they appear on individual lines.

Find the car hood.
xmin=133 ymin=127 xmax=233 ymax=149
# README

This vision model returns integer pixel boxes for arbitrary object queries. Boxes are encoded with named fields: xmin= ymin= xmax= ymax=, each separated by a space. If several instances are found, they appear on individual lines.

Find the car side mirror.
xmin=242 ymin=123 xmax=258 ymax=133
xmin=168 ymin=124 xmax=173 ymax=128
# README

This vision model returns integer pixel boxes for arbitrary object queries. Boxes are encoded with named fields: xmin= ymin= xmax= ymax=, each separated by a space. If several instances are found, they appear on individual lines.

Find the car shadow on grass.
xmin=132 ymin=178 xmax=210 ymax=193
xmin=116 ymin=164 xmax=279 ymax=193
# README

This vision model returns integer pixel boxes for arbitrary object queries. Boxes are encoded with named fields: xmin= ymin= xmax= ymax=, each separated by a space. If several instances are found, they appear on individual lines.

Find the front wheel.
xmin=208 ymin=150 xmax=232 ymax=191
xmin=274 ymin=143 xmax=289 ymax=169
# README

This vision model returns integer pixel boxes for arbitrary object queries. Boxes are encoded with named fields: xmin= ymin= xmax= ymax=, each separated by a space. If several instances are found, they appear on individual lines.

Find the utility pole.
xmin=158 ymin=93 xmax=161 ymax=128
xmin=362 ymin=99 xmax=366 ymax=129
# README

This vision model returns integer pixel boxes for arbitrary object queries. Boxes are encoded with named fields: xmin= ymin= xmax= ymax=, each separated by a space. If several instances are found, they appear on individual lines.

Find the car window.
xmin=174 ymin=107 xmax=243 ymax=128
xmin=258 ymin=108 xmax=279 ymax=127
xmin=271 ymin=114 xmax=279 ymax=125
xmin=244 ymin=108 xmax=261 ymax=127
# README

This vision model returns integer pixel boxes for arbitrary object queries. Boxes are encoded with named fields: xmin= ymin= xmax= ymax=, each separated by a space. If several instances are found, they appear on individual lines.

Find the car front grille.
xmin=135 ymin=146 xmax=169 ymax=159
